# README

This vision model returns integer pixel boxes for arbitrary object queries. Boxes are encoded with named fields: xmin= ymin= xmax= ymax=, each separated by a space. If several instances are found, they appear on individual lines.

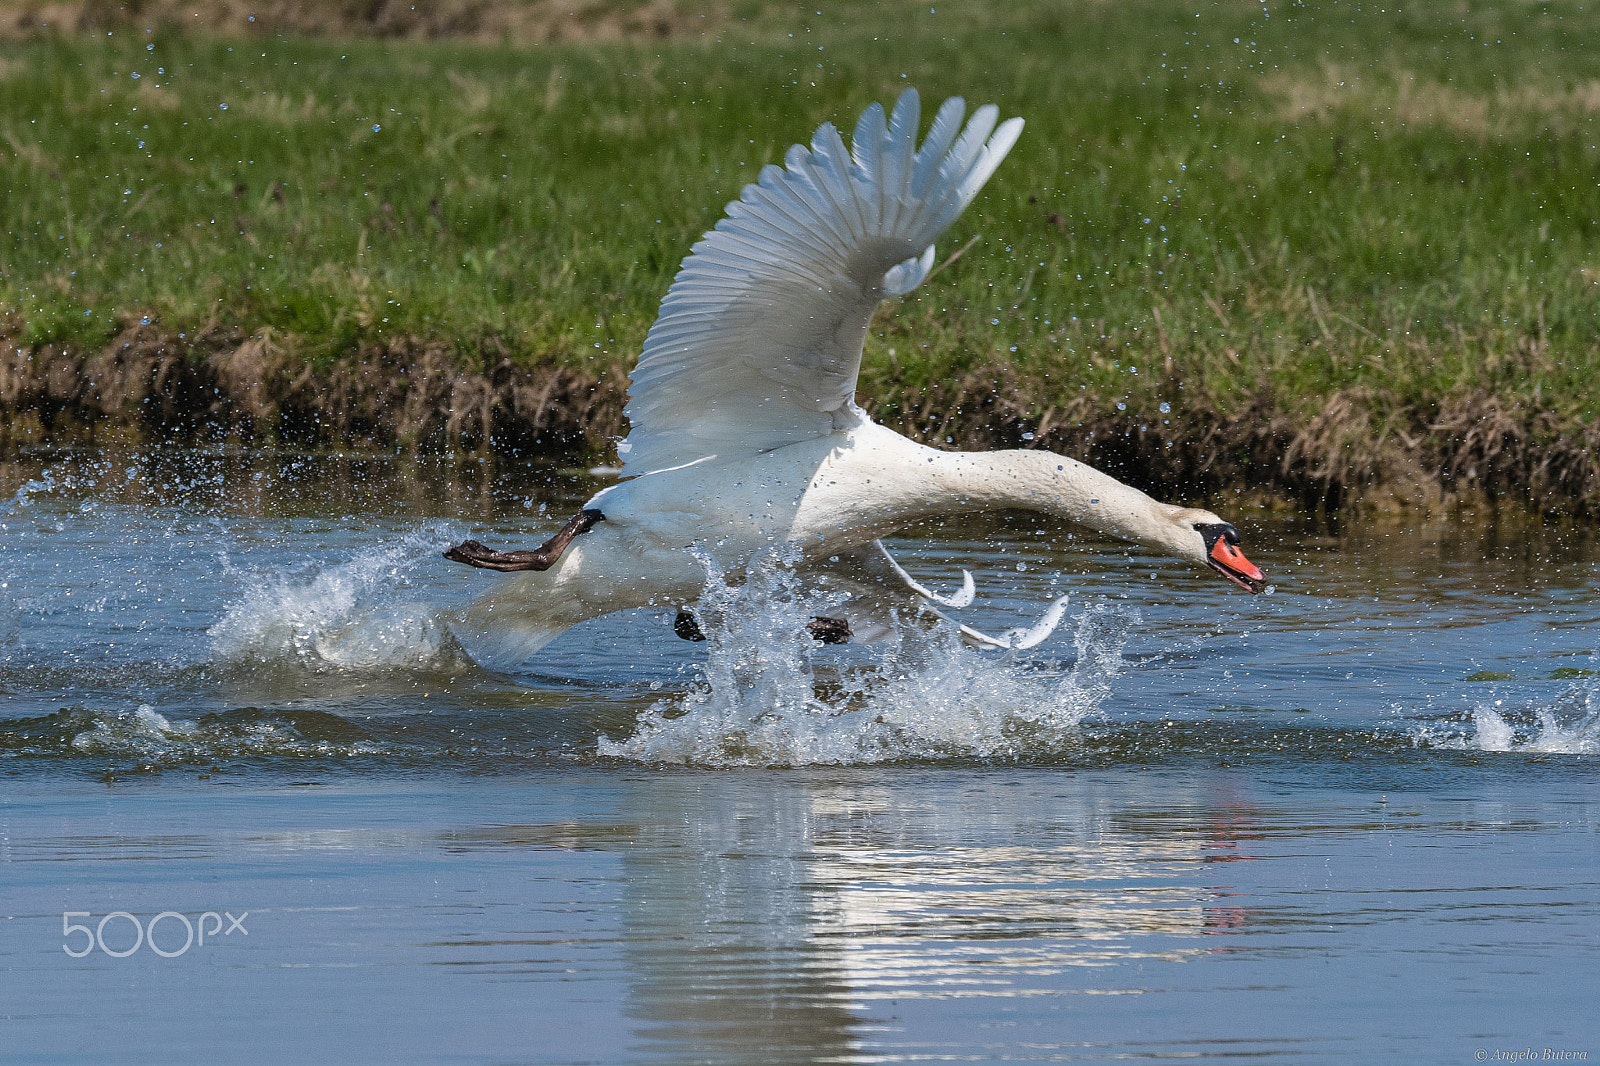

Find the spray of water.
xmin=7 ymin=470 xmax=59 ymax=510
xmin=208 ymin=521 xmax=469 ymax=672
xmin=1461 ymin=703 xmax=1600 ymax=755
xmin=600 ymin=546 xmax=1139 ymax=766
xmin=1412 ymin=665 xmax=1600 ymax=755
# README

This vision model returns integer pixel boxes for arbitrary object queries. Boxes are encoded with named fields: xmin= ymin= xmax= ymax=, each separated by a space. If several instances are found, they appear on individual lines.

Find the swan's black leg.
xmin=673 ymin=611 xmax=851 ymax=644
xmin=444 ymin=509 xmax=605 ymax=572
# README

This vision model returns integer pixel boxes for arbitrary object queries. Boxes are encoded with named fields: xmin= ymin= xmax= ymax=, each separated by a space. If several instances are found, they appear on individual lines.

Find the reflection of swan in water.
xmin=596 ymin=776 xmax=1253 ymax=1059
xmin=445 ymin=89 xmax=1264 ymax=663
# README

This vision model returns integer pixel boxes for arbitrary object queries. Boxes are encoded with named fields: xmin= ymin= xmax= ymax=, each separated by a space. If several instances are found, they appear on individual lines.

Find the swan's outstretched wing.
xmin=619 ymin=89 xmax=1023 ymax=474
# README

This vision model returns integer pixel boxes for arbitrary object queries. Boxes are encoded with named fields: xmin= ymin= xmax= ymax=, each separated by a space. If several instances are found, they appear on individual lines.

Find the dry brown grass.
xmin=1261 ymin=61 xmax=1600 ymax=138
xmin=0 ymin=0 xmax=727 ymax=43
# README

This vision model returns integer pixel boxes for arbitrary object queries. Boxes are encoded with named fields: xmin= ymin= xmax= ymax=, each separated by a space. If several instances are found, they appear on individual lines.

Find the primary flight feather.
xmin=621 ymin=92 xmax=1021 ymax=474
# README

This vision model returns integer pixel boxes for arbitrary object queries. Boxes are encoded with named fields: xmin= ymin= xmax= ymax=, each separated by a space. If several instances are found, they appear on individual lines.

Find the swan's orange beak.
xmin=1208 ymin=535 xmax=1266 ymax=594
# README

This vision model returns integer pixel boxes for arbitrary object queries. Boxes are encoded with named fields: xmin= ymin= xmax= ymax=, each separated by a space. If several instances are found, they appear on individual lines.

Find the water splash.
xmin=209 ymin=522 xmax=469 ymax=672
xmin=1413 ymin=670 xmax=1600 ymax=755
xmin=1 ymin=458 xmax=121 ymax=515
xmin=0 ymin=581 xmax=18 ymax=648
xmin=1459 ymin=703 xmax=1600 ymax=754
xmin=7 ymin=470 xmax=59 ymax=511
xmin=600 ymin=547 xmax=1139 ymax=766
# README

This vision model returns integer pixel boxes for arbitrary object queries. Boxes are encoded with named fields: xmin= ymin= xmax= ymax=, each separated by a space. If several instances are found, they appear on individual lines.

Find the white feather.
xmin=873 ymin=540 xmax=976 ymax=608
xmin=620 ymin=89 xmax=1025 ymax=474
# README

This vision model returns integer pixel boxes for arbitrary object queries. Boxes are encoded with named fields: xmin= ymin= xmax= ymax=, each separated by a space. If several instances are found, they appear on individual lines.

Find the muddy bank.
xmin=0 ymin=321 xmax=621 ymax=454
xmin=3 ymin=322 xmax=1596 ymax=514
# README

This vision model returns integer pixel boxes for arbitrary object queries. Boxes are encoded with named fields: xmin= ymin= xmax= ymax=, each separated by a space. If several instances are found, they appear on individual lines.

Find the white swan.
xmin=446 ymin=89 xmax=1264 ymax=660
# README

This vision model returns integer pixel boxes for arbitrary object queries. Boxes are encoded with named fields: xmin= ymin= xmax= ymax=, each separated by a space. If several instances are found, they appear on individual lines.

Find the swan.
xmin=445 ymin=89 xmax=1264 ymax=660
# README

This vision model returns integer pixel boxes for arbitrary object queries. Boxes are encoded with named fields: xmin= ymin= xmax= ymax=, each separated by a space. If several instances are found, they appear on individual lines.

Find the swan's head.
xmin=1164 ymin=508 xmax=1267 ymax=593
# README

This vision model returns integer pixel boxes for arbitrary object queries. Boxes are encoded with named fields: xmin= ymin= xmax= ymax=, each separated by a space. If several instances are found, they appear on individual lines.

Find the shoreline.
xmin=5 ymin=322 xmax=1594 ymax=516
xmin=4 ymin=8 xmax=1597 ymax=519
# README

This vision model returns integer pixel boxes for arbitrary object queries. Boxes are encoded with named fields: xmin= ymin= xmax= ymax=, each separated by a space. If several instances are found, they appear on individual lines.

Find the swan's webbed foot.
xmin=444 ymin=509 xmax=604 ymax=572
xmin=670 ymin=611 xmax=852 ymax=644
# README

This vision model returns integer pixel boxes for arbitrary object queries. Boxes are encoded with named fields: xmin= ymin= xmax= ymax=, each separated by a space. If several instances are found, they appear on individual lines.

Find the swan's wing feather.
xmin=799 ymin=542 xmax=1014 ymax=649
xmin=796 ymin=543 xmax=928 ymax=645
xmin=870 ymin=540 xmax=975 ymax=607
xmin=620 ymin=89 xmax=1023 ymax=474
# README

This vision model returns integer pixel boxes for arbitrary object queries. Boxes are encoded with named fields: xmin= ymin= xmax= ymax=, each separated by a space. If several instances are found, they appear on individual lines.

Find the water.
xmin=2 ymin=445 xmax=1597 ymax=1063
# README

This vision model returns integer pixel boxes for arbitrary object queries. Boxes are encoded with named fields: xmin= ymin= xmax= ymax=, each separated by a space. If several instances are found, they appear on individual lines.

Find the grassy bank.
xmin=3 ymin=1 xmax=1599 ymax=509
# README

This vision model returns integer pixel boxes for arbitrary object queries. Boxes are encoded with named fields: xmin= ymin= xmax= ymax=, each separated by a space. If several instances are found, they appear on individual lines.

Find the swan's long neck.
xmin=926 ymin=447 xmax=1190 ymax=557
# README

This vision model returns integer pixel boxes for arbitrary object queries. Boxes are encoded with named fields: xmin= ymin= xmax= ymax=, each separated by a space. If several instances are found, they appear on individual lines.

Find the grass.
xmin=3 ymin=0 xmax=1599 ymax=501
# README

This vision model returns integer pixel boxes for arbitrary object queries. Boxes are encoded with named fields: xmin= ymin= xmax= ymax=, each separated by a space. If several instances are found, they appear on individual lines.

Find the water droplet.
xmin=1116 ymin=401 xmax=1126 ymax=411
xmin=219 ymin=102 xmax=228 ymax=110
xmin=372 ymin=124 xmax=381 ymax=132
xmin=1159 ymin=401 xmax=1171 ymax=414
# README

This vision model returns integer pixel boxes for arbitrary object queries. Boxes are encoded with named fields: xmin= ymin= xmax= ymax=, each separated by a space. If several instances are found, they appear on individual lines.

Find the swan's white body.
xmin=454 ymin=90 xmax=1263 ymax=660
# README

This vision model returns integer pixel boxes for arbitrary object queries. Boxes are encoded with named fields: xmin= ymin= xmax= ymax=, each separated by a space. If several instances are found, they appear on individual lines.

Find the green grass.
xmin=3 ymin=0 xmax=1600 ymax=442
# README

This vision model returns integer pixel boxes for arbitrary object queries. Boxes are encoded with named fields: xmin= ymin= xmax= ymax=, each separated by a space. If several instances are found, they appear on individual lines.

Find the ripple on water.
xmin=0 ymin=704 xmax=394 ymax=767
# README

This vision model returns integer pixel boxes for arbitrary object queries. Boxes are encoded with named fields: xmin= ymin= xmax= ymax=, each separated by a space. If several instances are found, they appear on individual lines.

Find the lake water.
xmin=2 ymin=445 xmax=1597 ymax=1064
